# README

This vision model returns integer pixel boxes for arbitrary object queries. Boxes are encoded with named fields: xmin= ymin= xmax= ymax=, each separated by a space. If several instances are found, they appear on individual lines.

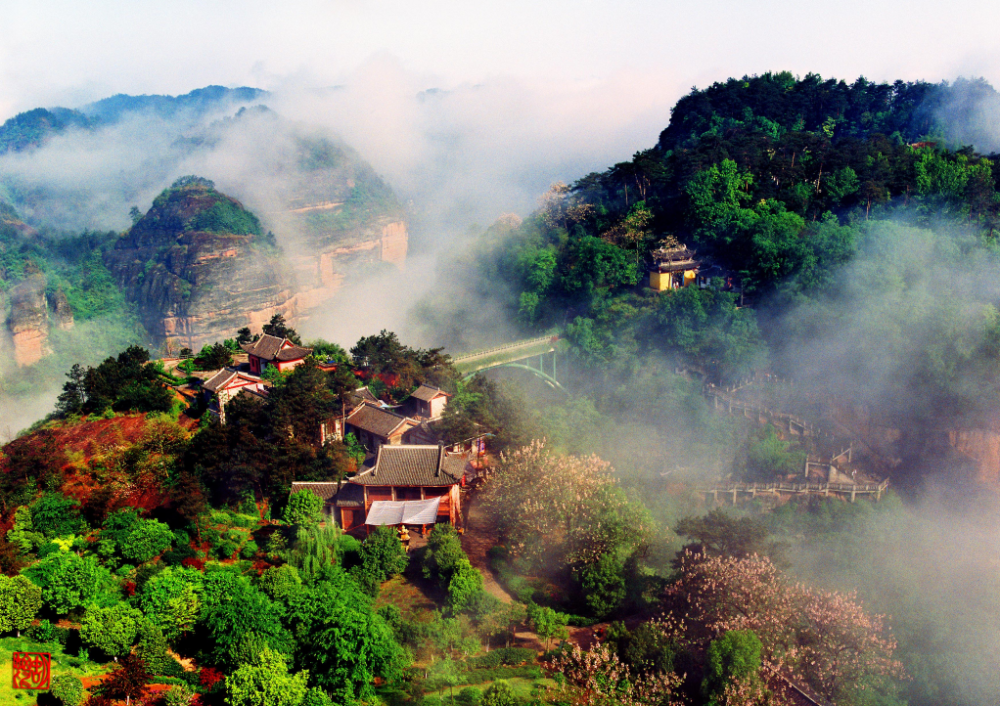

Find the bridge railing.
xmin=451 ymin=335 xmax=557 ymax=364
xmin=704 ymin=479 xmax=889 ymax=494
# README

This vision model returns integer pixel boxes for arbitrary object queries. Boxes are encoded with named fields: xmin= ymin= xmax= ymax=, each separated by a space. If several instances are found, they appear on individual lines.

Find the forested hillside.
xmin=425 ymin=72 xmax=1000 ymax=426
xmin=3 ymin=72 xmax=1000 ymax=706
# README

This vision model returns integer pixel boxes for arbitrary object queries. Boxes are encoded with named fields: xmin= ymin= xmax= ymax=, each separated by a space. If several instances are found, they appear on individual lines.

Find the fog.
xmin=785 ymin=492 xmax=1000 ymax=705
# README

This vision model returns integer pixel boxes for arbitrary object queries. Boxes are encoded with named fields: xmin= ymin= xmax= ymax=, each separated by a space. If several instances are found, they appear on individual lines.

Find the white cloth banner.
xmin=365 ymin=496 xmax=442 ymax=525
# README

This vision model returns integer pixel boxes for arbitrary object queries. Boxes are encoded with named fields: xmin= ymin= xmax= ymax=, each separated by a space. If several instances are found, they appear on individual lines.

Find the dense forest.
xmin=3 ymin=72 xmax=1000 ymax=706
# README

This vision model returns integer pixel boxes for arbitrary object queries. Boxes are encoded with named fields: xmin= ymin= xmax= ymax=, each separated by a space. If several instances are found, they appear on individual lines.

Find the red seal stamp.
xmin=12 ymin=652 xmax=51 ymax=690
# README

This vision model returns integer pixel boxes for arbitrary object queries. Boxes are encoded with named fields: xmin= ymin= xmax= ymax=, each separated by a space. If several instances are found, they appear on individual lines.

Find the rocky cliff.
xmin=104 ymin=178 xmax=299 ymax=349
xmin=7 ymin=274 xmax=51 ymax=366
xmin=200 ymin=109 xmax=410 ymax=318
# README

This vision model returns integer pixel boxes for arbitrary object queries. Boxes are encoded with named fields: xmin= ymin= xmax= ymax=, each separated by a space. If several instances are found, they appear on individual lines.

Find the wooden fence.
xmin=703 ymin=479 xmax=889 ymax=503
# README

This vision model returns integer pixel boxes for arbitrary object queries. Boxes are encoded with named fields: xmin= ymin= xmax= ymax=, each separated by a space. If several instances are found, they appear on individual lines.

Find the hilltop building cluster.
xmin=190 ymin=333 xmax=469 ymax=534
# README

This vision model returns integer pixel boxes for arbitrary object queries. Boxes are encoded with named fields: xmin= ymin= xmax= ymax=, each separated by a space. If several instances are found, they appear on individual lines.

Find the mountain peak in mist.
xmin=80 ymin=85 xmax=268 ymax=123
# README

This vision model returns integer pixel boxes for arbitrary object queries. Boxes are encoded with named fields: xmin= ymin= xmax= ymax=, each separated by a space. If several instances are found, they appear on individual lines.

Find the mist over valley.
xmin=3 ymin=7 xmax=1000 ymax=706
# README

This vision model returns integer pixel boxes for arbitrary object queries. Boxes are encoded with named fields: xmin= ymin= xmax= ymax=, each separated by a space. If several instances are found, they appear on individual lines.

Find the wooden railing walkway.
xmin=704 ymin=479 xmax=889 ymax=503
xmin=706 ymin=386 xmax=827 ymax=439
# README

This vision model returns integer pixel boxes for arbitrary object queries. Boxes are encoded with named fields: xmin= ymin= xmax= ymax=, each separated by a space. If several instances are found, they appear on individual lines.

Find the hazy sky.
xmin=3 ymin=0 xmax=1000 ymax=118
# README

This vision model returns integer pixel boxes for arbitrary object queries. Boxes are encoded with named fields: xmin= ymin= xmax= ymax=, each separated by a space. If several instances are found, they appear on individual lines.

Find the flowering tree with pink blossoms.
xmin=665 ymin=550 xmax=905 ymax=705
xmin=553 ymin=639 xmax=685 ymax=706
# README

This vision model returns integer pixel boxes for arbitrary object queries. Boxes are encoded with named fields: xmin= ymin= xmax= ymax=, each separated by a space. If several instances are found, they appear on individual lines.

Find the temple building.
xmin=241 ymin=334 xmax=313 ymax=374
xmin=291 ymin=444 xmax=467 ymax=532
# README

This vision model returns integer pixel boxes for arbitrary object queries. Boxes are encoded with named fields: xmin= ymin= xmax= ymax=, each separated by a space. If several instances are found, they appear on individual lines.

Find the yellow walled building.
xmin=649 ymin=244 xmax=700 ymax=291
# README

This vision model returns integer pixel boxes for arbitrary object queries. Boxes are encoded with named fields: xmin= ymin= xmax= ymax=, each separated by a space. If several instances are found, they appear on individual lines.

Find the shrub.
xmin=457 ymin=687 xmax=483 ymax=706
xmin=283 ymin=490 xmax=323 ymax=528
xmin=163 ymin=683 xmax=196 ymax=706
xmin=226 ymin=528 xmax=249 ymax=544
xmin=209 ymin=510 xmax=233 ymax=525
xmin=358 ymin=526 xmax=408 ymax=591
xmin=447 ymin=558 xmax=484 ymax=613
xmin=200 ymin=667 xmax=225 ymax=690
xmin=216 ymin=540 xmax=240 ymax=559
xmin=121 ymin=518 xmax=174 ymax=563
xmin=232 ymin=513 xmax=259 ymax=529
xmin=481 ymin=679 xmax=518 ymax=706
xmin=241 ymin=541 xmax=259 ymax=559
xmin=50 ymin=674 xmax=85 ymax=706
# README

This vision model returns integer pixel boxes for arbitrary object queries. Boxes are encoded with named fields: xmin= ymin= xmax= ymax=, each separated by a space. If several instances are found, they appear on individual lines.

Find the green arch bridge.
xmin=451 ymin=336 xmax=565 ymax=391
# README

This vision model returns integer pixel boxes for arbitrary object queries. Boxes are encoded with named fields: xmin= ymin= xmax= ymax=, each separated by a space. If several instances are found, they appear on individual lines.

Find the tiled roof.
xmin=275 ymin=344 xmax=313 ymax=361
xmin=202 ymin=368 xmax=262 ymax=393
xmin=346 ymin=403 xmax=415 ymax=439
xmin=290 ymin=481 xmax=364 ymax=507
xmin=240 ymin=334 xmax=312 ymax=362
xmin=411 ymin=384 xmax=450 ymax=402
xmin=202 ymin=369 xmax=237 ymax=393
xmin=350 ymin=445 xmax=465 ymax=487
xmin=352 ymin=387 xmax=380 ymax=405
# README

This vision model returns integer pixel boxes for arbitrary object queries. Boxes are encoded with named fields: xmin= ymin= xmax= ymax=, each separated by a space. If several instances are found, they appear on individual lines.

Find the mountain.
xmin=0 ymin=88 xmax=409 ymax=356
xmin=103 ymin=177 xmax=296 ymax=348
xmin=80 ymin=85 xmax=268 ymax=123
xmin=0 ymin=107 xmax=96 ymax=154
xmin=0 ymin=86 xmax=266 ymax=156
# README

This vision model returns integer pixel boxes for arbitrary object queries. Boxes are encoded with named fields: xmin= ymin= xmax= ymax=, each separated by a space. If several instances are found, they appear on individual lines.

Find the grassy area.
xmin=0 ymin=636 xmax=105 ymax=704
xmin=424 ymin=676 xmax=563 ymax=702
xmin=375 ymin=573 xmax=440 ymax=622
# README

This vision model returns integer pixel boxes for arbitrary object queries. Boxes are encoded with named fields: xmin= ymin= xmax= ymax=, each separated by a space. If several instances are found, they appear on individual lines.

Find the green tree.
xmin=701 ymin=630 xmax=764 ymax=705
xmin=258 ymin=564 xmax=303 ymax=605
xmin=56 ymin=363 xmax=87 ymax=416
xmin=0 ymin=574 xmax=42 ymax=635
xmin=80 ymin=603 xmax=143 ymax=660
xmin=656 ymin=286 xmax=765 ymax=382
xmin=287 ymin=568 xmax=406 ymax=701
xmin=357 ymin=526 xmax=409 ymax=594
xmin=428 ymin=657 xmax=462 ymax=705
xmin=423 ymin=523 xmax=465 ymax=584
xmin=480 ymin=680 xmax=518 ymax=706
xmin=263 ymin=313 xmax=301 ymax=345
xmin=120 ymin=518 xmax=173 ymax=563
xmin=135 ymin=620 xmax=174 ymax=675
xmin=197 ymin=342 xmax=233 ymax=370
xmin=527 ymin=603 xmax=569 ymax=650
xmin=50 ymin=674 xmax=85 ymax=706
xmin=746 ymin=425 xmax=806 ymax=480
xmin=283 ymin=489 xmax=324 ymax=529
xmin=575 ymin=552 xmax=626 ymax=620
xmin=674 ymin=509 xmax=773 ymax=561
xmin=200 ymin=570 xmax=291 ymax=670
xmin=622 ymin=201 xmax=654 ymax=266
xmin=23 ymin=552 xmax=113 ymax=615
xmin=226 ymin=648 xmax=309 ymax=706
xmin=135 ymin=566 xmax=203 ymax=640
xmin=6 ymin=506 xmax=42 ymax=553
xmin=447 ymin=558 xmax=484 ymax=613
xmin=31 ymin=492 xmax=87 ymax=537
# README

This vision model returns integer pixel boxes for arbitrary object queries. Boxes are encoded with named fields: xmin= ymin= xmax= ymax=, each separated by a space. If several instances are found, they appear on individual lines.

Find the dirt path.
xmin=460 ymin=497 xmax=514 ymax=604
xmin=459 ymin=495 xmax=605 ymax=652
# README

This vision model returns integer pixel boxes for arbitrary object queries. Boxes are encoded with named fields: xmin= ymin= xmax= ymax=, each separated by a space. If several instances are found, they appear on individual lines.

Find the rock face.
xmin=49 ymin=288 xmax=74 ymax=330
xmin=105 ymin=179 xmax=299 ymax=350
xmin=212 ymin=110 xmax=410 ymax=319
xmin=288 ymin=216 xmax=409 ymax=311
xmin=8 ymin=274 xmax=51 ymax=366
